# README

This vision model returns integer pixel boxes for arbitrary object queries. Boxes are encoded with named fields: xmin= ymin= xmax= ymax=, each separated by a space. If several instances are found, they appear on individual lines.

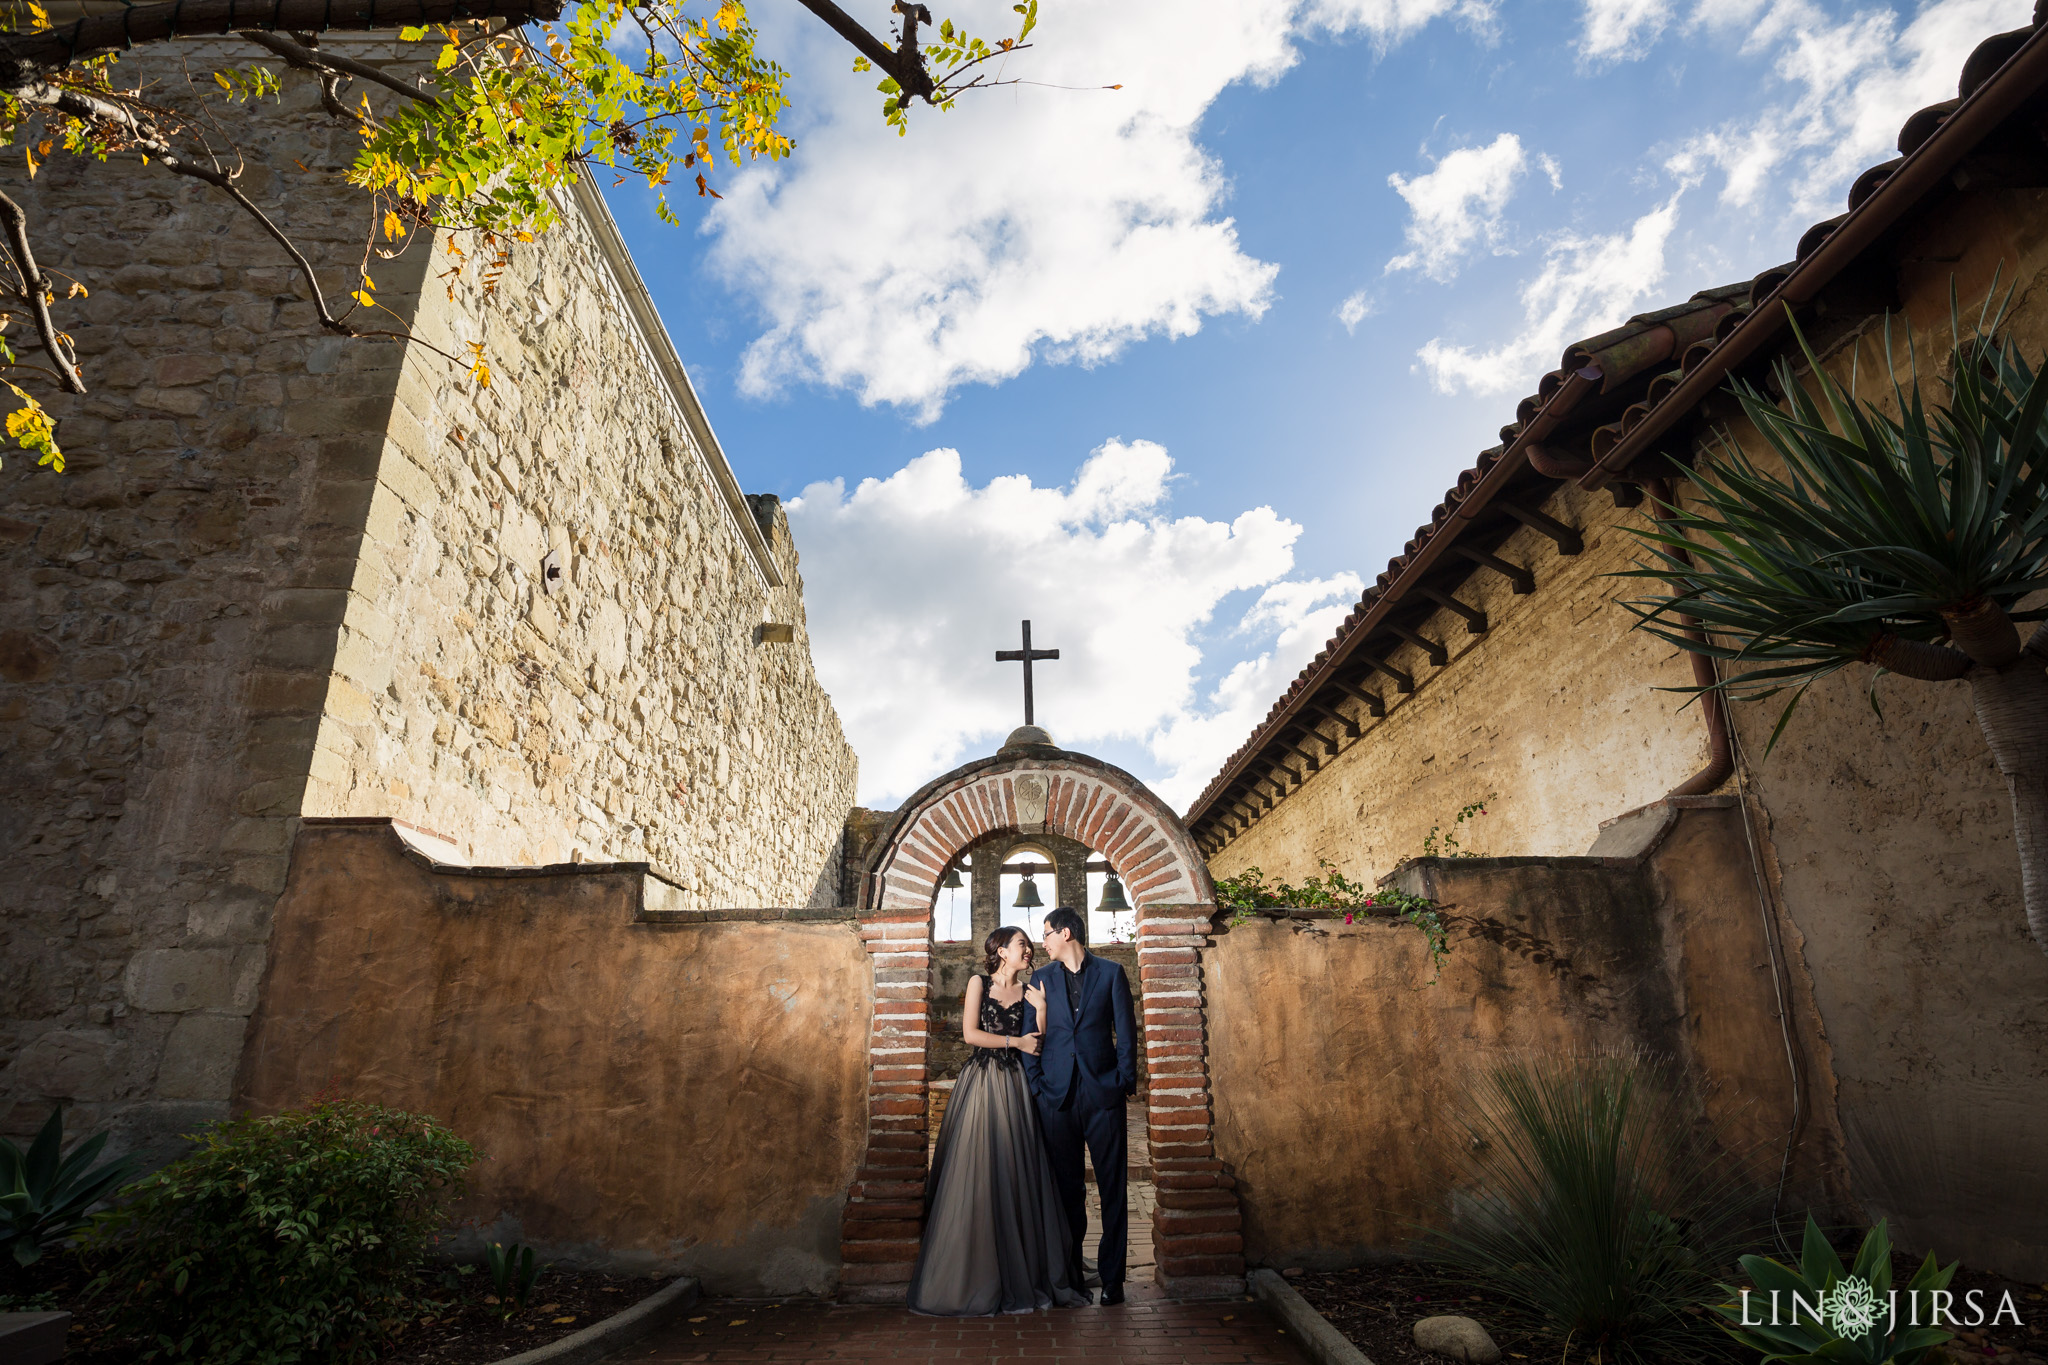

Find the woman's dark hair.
xmin=984 ymin=924 xmax=1030 ymax=975
xmin=1042 ymin=905 xmax=1087 ymax=945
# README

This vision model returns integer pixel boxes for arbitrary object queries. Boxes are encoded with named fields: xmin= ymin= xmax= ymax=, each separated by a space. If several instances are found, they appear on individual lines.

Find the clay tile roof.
xmin=1184 ymin=13 xmax=2048 ymax=838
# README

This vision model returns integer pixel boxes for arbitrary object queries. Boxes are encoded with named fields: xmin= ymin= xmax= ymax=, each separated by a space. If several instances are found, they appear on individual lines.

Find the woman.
xmin=906 ymin=925 xmax=1088 ymax=1316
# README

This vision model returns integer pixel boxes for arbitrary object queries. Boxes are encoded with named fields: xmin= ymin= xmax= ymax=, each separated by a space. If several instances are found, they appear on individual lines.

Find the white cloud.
xmin=1385 ymin=132 xmax=1530 ymax=281
xmin=1337 ymin=290 xmax=1375 ymax=331
xmin=1669 ymin=0 xmax=2029 ymax=215
xmin=1578 ymin=0 xmax=1675 ymax=62
xmin=1416 ymin=192 xmax=1683 ymax=395
xmin=706 ymin=0 xmax=1493 ymax=421
xmin=1146 ymin=573 xmax=1363 ymax=806
xmin=787 ymin=439 xmax=1348 ymax=808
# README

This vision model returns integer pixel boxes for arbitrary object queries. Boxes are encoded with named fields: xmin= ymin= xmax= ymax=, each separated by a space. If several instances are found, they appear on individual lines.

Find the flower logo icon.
xmin=1824 ymin=1276 xmax=1881 ymax=1337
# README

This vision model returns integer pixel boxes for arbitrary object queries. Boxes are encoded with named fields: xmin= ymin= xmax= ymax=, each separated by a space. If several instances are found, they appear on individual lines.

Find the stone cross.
xmin=995 ymin=619 xmax=1059 ymax=726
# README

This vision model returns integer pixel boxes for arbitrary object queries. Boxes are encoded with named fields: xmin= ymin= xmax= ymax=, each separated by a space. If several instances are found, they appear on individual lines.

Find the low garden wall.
xmin=235 ymin=819 xmax=871 ymax=1296
xmin=1204 ymin=798 xmax=1846 ymax=1267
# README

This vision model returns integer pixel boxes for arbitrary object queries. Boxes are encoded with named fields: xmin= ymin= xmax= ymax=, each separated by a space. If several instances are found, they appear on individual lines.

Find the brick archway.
xmin=839 ymin=743 xmax=1245 ymax=1302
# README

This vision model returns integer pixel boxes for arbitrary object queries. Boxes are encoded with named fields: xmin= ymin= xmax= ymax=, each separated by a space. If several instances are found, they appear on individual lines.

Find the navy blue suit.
xmin=1022 ymin=953 xmax=1137 ymax=1292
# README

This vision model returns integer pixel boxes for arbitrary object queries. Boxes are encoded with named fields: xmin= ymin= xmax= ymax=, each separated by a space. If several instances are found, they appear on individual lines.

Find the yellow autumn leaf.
xmin=383 ymin=210 xmax=405 ymax=240
xmin=352 ymin=290 xmax=375 ymax=307
xmin=214 ymin=71 xmax=231 ymax=90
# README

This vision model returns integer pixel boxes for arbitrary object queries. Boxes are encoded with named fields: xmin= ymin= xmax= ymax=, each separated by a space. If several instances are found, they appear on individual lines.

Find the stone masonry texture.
xmin=0 ymin=39 xmax=859 ymax=1158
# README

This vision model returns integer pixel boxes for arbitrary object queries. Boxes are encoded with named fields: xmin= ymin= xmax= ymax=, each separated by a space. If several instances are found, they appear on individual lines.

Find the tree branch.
xmin=788 ymin=0 xmax=934 ymax=101
xmin=152 ymin=152 xmax=361 ymax=337
xmin=1866 ymin=632 xmax=1974 ymax=681
xmin=0 ymin=189 xmax=86 ymax=394
xmin=238 ymin=29 xmax=437 ymax=106
xmin=0 ymin=0 xmax=564 ymax=91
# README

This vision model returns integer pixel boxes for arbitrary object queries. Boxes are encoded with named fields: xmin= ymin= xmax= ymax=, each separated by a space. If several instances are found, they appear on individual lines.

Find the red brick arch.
xmin=839 ymin=748 xmax=1243 ymax=1303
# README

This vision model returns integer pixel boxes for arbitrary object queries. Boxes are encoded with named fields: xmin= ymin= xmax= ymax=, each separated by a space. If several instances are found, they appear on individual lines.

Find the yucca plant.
xmin=0 ymin=1107 xmax=142 ymax=1267
xmin=1714 ymin=1215 xmax=1956 ymax=1364
xmin=1426 ymin=1053 xmax=1759 ymax=1364
xmin=1620 ymin=289 xmax=2048 ymax=955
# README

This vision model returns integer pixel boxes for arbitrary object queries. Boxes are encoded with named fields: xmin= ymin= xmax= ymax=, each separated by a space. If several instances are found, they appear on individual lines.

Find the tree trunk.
xmin=1967 ymin=657 xmax=2048 ymax=954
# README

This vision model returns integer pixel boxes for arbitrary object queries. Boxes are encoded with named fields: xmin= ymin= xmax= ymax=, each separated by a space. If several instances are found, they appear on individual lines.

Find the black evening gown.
xmin=906 ymin=976 xmax=1087 ymax=1316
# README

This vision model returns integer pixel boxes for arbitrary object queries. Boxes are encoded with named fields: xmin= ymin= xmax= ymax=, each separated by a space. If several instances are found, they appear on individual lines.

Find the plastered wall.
xmin=1205 ymin=804 xmax=1832 ymax=1267
xmin=237 ymin=821 xmax=871 ymax=1294
xmin=0 ymin=41 xmax=858 ymax=1158
xmin=1709 ymin=189 xmax=2048 ymax=1280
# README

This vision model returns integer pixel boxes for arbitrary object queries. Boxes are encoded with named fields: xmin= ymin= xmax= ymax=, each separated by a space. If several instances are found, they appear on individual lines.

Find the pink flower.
xmin=1343 ymin=913 xmax=1353 ymax=925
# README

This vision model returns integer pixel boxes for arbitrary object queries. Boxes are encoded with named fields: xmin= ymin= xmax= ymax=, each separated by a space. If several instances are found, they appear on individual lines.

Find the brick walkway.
xmin=629 ymin=1283 xmax=1311 ymax=1364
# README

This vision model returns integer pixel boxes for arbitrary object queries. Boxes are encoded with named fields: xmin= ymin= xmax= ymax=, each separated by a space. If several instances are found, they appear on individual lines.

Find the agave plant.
xmin=1620 ymin=289 xmax=2048 ymax=954
xmin=1427 ymin=1053 xmax=1759 ymax=1364
xmin=0 ymin=1107 xmax=141 ymax=1266
xmin=1714 ymin=1215 xmax=1955 ymax=1364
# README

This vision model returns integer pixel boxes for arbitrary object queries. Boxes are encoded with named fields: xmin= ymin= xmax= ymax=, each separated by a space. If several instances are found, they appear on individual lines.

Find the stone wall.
xmin=301 ymin=169 xmax=857 ymax=899
xmin=0 ymin=40 xmax=859 ymax=1158
xmin=237 ymin=821 xmax=870 ymax=1294
xmin=1204 ymin=801 xmax=1836 ymax=1267
xmin=1205 ymin=479 xmax=1707 ymax=886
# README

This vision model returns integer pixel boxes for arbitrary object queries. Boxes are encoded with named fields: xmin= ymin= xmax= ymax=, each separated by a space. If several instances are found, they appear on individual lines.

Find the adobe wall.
xmin=1205 ymin=479 xmax=1707 ymax=885
xmin=0 ymin=40 xmax=858 ymax=1160
xmin=1703 ymin=190 xmax=2048 ymax=1280
xmin=1204 ymin=802 xmax=1838 ymax=1266
xmin=236 ymin=821 xmax=871 ymax=1294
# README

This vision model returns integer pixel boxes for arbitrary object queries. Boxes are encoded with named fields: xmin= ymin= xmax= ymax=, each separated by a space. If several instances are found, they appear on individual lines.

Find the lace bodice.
xmin=967 ymin=974 xmax=1029 ymax=1071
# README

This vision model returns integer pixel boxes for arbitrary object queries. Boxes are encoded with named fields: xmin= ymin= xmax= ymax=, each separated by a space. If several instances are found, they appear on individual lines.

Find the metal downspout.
xmin=1644 ymin=477 xmax=1734 ymax=797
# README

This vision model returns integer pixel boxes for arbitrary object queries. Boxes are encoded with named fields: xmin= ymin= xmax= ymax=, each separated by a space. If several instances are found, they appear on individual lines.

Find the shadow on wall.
xmin=234 ymin=819 xmax=872 ymax=1296
xmin=1204 ymin=798 xmax=1848 ymax=1270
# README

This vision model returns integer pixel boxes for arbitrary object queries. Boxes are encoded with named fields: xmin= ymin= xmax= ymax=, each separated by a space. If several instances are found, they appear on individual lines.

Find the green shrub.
xmin=1 ymin=1106 xmax=142 ymax=1266
xmin=1714 ymin=1215 xmax=1956 ymax=1364
xmin=1427 ymin=1053 xmax=1758 ymax=1364
xmin=89 ymin=1098 xmax=477 ymax=1364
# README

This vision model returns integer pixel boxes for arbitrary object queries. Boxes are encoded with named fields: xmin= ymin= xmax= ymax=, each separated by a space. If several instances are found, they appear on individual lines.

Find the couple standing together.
xmin=906 ymin=905 xmax=1137 ymax=1316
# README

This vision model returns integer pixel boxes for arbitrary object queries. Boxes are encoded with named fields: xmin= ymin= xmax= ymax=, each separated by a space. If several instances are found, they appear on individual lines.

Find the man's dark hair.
xmin=1042 ymin=906 xmax=1087 ymax=946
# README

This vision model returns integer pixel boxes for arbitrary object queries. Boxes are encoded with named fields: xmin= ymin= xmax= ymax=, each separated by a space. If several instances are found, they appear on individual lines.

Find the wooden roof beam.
xmin=1280 ymin=733 xmax=1323 ymax=771
xmin=1305 ymin=697 xmax=1361 ymax=738
xmin=1356 ymin=652 xmax=1415 ymax=692
xmin=1329 ymin=676 xmax=1386 ymax=717
xmin=1500 ymin=502 xmax=1583 ymax=555
xmin=1418 ymin=586 xmax=1488 ymax=634
xmin=1293 ymin=722 xmax=1339 ymax=757
xmin=1385 ymin=622 xmax=1448 ymax=667
xmin=1454 ymin=544 xmax=1535 ymax=594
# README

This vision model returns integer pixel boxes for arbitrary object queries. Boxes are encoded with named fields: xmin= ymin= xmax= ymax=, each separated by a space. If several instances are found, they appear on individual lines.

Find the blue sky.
xmin=608 ymin=0 xmax=2026 ymax=809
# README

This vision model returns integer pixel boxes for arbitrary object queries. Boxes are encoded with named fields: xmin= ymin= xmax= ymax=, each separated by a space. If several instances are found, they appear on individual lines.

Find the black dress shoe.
xmin=1100 ymin=1285 xmax=1125 ymax=1305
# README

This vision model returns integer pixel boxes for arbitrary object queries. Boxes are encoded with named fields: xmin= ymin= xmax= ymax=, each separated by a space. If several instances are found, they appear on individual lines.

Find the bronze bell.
xmin=1097 ymin=870 xmax=1131 ymax=912
xmin=941 ymin=865 xmax=963 ymax=890
xmin=1013 ymin=868 xmax=1044 ymax=909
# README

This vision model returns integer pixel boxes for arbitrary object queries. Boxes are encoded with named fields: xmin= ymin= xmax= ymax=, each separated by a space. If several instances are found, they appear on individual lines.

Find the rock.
xmin=1413 ymin=1314 xmax=1502 ymax=1364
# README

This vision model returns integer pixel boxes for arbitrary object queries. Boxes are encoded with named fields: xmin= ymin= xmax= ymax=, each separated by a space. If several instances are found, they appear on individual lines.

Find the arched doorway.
xmin=839 ymin=728 xmax=1243 ymax=1302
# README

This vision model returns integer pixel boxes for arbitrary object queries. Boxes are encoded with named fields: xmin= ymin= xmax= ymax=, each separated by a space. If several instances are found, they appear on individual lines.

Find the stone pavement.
xmin=628 ymin=1167 xmax=1298 ymax=1364
xmin=629 ymin=1283 xmax=1311 ymax=1364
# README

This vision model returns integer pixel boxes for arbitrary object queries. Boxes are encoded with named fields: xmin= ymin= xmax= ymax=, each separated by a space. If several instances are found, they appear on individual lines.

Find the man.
xmin=1021 ymin=905 xmax=1138 ymax=1306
